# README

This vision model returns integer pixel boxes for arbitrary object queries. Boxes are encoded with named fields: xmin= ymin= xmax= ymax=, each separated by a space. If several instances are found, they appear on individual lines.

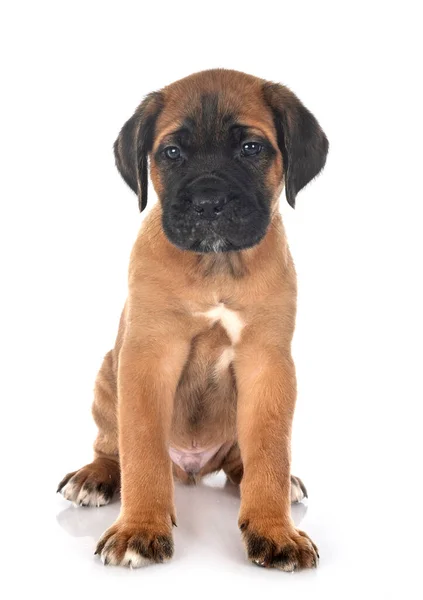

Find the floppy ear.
xmin=114 ymin=91 xmax=163 ymax=212
xmin=263 ymin=83 xmax=329 ymax=208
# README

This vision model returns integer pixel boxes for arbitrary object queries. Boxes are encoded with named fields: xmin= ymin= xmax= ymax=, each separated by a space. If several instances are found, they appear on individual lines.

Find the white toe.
xmin=121 ymin=549 xmax=152 ymax=568
xmin=61 ymin=479 xmax=109 ymax=507
xmin=290 ymin=480 xmax=305 ymax=503
xmin=61 ymin=480 xmax=78 ymax=502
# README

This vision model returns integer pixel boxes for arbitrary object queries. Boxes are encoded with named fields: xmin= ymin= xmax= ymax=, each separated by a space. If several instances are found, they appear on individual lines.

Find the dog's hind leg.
xmin=222 ymin=444 xmax=308 ymax=503
xmin=57 ymin=349 xmax=121 ymax=506
xmin=222 ymin=443 xmax=244 ymax=485
xmin=57 ymin=456 xmax=120 ymax=506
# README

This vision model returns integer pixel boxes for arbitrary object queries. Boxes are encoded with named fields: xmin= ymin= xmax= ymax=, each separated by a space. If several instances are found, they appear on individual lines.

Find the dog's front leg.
xmin=236 ymin=339 xmax=318 ymax=571
xmin=95 ymin=326 xmax=190 ymax=567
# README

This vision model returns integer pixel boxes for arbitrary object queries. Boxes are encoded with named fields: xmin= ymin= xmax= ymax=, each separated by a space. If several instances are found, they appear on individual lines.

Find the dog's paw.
xmin=95 ymin=520 xmax=174 ymax=568
xmin=239 ymin=519 xmax=318 ymax=571
xmin=57 ymin=460 xmax=119 ymax=507
xmin=290 ymin=475 xmax=308 ymax=503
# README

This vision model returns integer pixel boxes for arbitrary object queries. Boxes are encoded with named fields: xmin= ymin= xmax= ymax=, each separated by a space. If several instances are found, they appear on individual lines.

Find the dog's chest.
xmin=194 ymin=302 xmax=244 ymax=344
xmin=170 ymin=303 xmax=242 ymax=470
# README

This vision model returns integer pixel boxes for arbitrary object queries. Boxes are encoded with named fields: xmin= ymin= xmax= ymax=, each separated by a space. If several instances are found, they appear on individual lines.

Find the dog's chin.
xmin=163 ymin=222 xmax=269 ymax=254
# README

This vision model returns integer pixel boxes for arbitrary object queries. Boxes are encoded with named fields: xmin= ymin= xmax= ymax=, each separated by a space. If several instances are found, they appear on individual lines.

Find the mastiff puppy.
xmin=58 ymin=69 xmax=328 ymax=571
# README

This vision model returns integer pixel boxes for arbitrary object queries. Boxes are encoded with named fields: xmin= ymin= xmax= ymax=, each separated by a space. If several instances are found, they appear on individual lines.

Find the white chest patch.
xmin=196 ymin=303 xmax=244 ymax=344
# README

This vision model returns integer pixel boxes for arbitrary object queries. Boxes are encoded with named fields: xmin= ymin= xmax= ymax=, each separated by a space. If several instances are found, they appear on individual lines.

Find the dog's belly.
xmin=171 ymin=316 xmax=238 ymax=466
xmin=169 ymin=444 xmax=223 ymax=474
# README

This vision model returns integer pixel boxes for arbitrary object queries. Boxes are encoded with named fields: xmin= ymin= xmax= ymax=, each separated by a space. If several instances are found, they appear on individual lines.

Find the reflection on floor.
xmin=57 ymin=471 xmax=308 ymax=566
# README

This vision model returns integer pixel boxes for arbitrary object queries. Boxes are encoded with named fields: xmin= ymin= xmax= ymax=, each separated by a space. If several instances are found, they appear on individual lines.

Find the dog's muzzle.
xmin=162 ymin=173 xmax=270 ymax=253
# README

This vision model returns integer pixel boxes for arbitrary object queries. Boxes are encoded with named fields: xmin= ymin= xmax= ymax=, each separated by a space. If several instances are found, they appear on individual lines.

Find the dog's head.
xmin=114 ymin=69 xmax=328 ymax=253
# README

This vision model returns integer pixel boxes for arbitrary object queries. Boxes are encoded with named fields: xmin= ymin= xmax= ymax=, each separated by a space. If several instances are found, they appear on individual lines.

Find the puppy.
xmin=57 ymin=69 xmax=328 ymax=571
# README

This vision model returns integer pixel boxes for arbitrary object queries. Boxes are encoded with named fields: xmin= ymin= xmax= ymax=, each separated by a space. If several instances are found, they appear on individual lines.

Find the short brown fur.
xmin=58 ymin=69 xmax=327 ymax=571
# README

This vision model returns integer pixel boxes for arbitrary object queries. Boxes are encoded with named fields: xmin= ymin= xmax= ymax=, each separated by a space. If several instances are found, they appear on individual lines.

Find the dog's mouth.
xmin=163 ymin=216 xmax=269 ymax=254
xmin=162 ymin=199 xmax=270 ymax=254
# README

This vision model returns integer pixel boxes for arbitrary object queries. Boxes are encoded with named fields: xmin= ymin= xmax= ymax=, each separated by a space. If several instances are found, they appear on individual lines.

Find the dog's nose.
xmin=191 ymin=192 xmax=227 ymax=220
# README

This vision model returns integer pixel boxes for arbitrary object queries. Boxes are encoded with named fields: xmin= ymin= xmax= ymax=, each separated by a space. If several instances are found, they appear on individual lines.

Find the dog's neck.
xmin=138 ymin=203 xmax=288 ymax=282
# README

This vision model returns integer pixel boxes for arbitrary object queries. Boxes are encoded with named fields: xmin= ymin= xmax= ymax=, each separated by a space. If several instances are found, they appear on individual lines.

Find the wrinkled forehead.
xmin=153 ymin=80 xmax=277 ymax=151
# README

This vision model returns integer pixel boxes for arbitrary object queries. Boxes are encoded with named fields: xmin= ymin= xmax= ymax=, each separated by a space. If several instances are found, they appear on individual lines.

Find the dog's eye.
xmin=241 ymin=142 xmax=262 ymax=157
xmin=241 ymin=142 xmax=262 ymax=156
xmin=164 ymin=146 xmax=181 ymax=160
xmin=241 ymin=142 xmax=263 ymax=156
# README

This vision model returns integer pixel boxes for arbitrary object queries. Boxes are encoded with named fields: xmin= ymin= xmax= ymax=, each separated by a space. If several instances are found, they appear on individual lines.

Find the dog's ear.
xmin=114 ymin=91 xmax=164 ymax=212
xmin=263 ymin=83 xmax=328 ymax=208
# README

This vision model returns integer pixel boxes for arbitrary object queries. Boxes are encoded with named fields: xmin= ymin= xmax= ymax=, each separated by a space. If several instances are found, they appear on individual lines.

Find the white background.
xmin=1 ymin=1 xmax=422 ymax=598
